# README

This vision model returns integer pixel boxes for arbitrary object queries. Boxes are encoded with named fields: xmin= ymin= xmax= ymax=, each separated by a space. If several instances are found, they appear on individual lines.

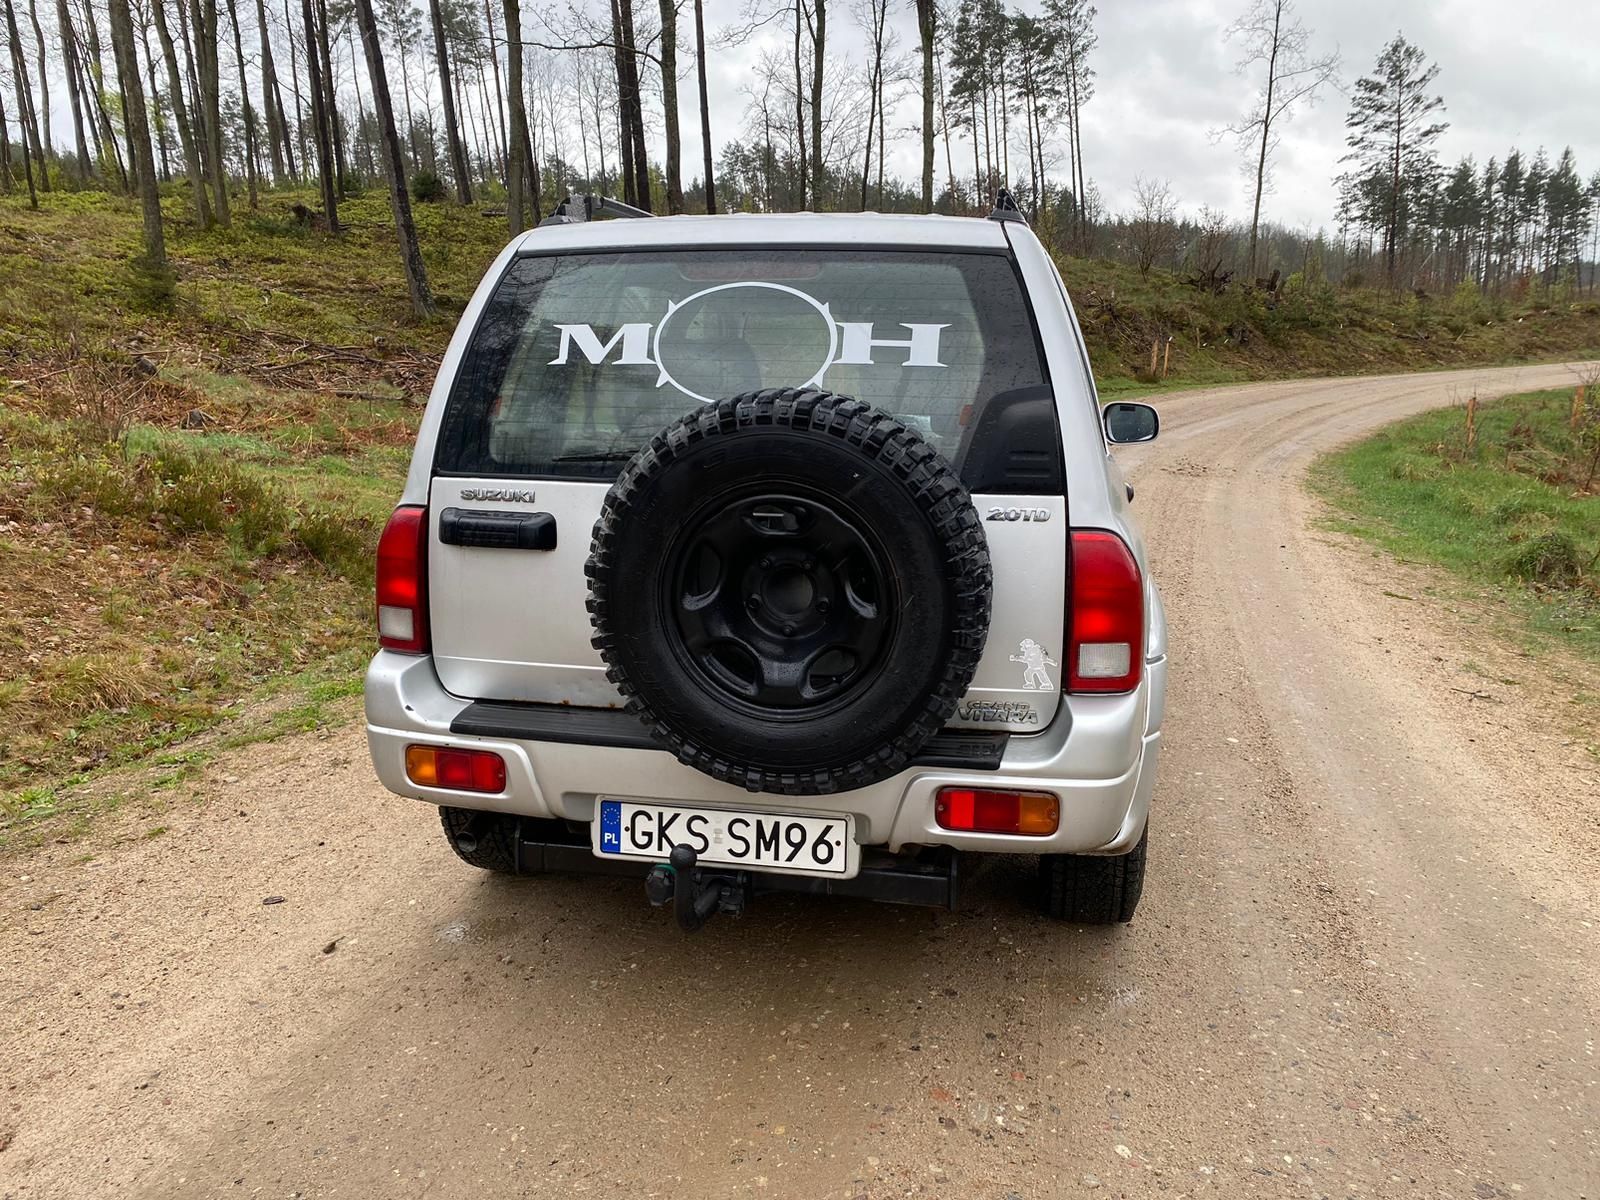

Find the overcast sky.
xmin=679 ymin=0 xmax=1600 ymax=228
xmin=23 ymin=0 xmax=1596 ymax=229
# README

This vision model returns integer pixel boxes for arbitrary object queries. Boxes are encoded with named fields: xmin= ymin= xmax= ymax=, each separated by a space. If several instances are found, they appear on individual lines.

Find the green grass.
xmin=0 ymin=406 xmax=381 ymax=832
xmin=1311 ymin=387 xmax=1600 ymax=662
xmin=1055 ymin=255 xmax=1600 ymax=396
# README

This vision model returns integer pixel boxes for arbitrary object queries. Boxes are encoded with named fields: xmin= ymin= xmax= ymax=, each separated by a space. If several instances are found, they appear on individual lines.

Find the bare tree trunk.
xmin=808 ymin=0 xmax=823 ymax=202
xmin=345 ymin=20 xmax=371 ymax=181
xmin=81 ymin=0 xmax=130 ymax=188
xmin=108 ymin=0 xmax=166 ymax=267
xmin=969 ymin=94 xmax=978 ymax=200
xmin=859 ymin=60 xmax=875 ymax=209
xmin=1066 ymin=53 xmax=1085 ymax=241
xmin=616 ymin=0 xmax=648 ymax=208
xmin=137 ymin=8 xmax=172 ymax=180
xmin=692 ymin=0 xmax=713 ymax=211
xmin=936 ymin=43 xmax=954 ymax=206
xmin=1245 ymin=1 xmax=1282 ymax=277
xmin=283 ymin=0 xmax=309 ymax=170
xmin=312 ymin=0 xmax=348 ymax=193
xmin=253 ymin=0 xmax=289 ymax=181
xmin=426 ymin=0 xmax=471 ymax=202
xmin=792 ymin=0 xmax=805 ymax=206
xmin=858 ymin=0 xmax=880 ymax=210
xmin=502 ymin=0 xmax=529 ymax=231
xmin=26 ymin=0 xmax=50 ymax=169
xmin=225 ymin=0 xmax=261 ymax=204
xmin=3 ymin=0 xmax=39 ymax=205
xmin=300 ymin=0 xmax=338 ymax=227
xmin=608 ymin=0 xmax=634 ymax=205
xmin=464 ymin=66 xmax=488 ymax=181
xmin=450 ymin=49 xmax=477 ymax=185
xmin=587 ymin=56 xmax=607 ymax=189
xmin=528 ymin=67 xmax=547 ymax=219
xmin=351 ymin=0 xmax=433 ymax=316
xmin=151 ymin=0 xmax=211 ymax=223
xmin=875 ymin=59 xmax=883 ymax=206
xmin=187 ymin=0 xmax=229 ymax=222
xmin=655 ymin=0 xmax=682 ymax=212
xmin=56 ymin=0 xmax=95 ymax=180
xmin=0 ymin=80 xmax=13 ymax=192
xmin=390 ymin=17 xmax=419 ymax=170
xmin=3 ymin=0 xmax=44 ymax=200
xmin=915 ymin=0 xmax=933 ymax=212
xmin=475 ymin=62 xmax=503 ymax=180
xmin=483 ymin=0 xmax=508 ymax=180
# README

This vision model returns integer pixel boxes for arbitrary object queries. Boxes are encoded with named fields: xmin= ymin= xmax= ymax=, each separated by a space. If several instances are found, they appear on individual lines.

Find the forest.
xmin=1 ymin=0 xmax=1597 ymax=316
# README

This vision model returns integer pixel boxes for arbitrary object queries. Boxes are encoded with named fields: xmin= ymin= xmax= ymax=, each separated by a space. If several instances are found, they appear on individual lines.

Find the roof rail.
xmin=987 ymin=189 xmax=1026 ymax=225
xmin=539 ymin=193 xmax=655 ymax=227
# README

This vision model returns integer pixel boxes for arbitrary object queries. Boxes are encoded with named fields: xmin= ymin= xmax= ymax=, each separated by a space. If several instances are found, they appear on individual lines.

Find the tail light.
xmin=1068 ymin=530 xmax=1143 ymax=693
xmin=377 ymin=505 xmax=429 ymax=653
xmin=936 ymin=788 xmax=1059 ymax=836
xmin=405 ymin=745 xmax=506 ymax=793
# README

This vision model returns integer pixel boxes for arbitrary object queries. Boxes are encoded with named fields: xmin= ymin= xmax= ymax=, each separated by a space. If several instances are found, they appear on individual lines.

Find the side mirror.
xmin=1103 ymin=401 xmax=1159 ymax=444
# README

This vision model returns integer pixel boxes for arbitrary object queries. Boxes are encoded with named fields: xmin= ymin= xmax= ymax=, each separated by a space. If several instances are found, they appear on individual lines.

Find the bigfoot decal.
xmin=1010 ymin=639 xmax=1058 ymax=691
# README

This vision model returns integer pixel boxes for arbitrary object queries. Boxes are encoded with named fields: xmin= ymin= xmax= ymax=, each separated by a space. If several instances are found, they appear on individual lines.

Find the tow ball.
xmin=644 ymin=844 xmax=749 ymax=932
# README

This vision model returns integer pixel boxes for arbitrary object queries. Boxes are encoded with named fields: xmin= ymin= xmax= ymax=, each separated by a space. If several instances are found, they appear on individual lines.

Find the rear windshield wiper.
xmin=551 ymin=450 xmax=639 ymax=464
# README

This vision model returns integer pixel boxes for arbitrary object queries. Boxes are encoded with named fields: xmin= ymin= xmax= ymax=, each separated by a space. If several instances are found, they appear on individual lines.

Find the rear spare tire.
xmin=588 ymin=389 xmax=992 ymax=795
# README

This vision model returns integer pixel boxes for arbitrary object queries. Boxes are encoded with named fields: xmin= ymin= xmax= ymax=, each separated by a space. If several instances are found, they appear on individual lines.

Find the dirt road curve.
xmin=4 ymin=363 xmax=1597 ymax=1200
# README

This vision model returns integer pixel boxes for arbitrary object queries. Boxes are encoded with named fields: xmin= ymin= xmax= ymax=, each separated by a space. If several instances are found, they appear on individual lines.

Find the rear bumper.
xmin=364 ymin=651 xmax=1162 ymax=857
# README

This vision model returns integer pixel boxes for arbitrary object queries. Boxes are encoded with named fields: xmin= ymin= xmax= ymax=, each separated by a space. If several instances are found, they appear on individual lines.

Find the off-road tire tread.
xmin=587 ymin=388 xmax=992 ymax=796
xmin=1040 ymin=827 xmax=1148 ymax=924
xmin=439 ymin=806 xmax=521 ymax=874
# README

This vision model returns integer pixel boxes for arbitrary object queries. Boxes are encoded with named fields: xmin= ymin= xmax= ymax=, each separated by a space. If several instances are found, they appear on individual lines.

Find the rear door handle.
xmin=438 ymin=507 xmax=557 ymax=550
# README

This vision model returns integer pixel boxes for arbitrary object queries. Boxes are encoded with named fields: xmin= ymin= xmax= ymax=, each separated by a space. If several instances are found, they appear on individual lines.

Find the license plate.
xmin=593 ymin=798 xmax=855 ymax=878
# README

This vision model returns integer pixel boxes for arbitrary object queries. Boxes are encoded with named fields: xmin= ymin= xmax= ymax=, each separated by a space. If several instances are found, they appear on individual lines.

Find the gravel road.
xmin=3 ymin=362 xmax=1597 ymax=1200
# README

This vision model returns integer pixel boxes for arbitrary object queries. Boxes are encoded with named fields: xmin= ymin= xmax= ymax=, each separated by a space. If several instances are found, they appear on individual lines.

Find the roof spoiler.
xmin=988 ymin=189 xmax=1026 ymax=225
xmin=539 ymin=193 xmax=655 ymax=227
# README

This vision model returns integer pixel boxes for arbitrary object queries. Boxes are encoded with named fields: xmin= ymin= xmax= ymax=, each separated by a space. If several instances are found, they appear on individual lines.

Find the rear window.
xmin=435 ymin=249 xmax=1050 ymax=480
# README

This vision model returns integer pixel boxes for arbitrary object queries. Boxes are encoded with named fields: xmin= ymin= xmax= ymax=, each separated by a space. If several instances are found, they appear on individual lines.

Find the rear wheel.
xmin=439 ymin=806 xmax=521 ymax=874
xmin=1038 ymin=827 xmax=1148 ymax=924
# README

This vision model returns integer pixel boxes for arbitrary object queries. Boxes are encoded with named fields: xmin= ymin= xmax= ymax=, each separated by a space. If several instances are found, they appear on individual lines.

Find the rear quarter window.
xmin=435 ymin=248 xmax=1057 ymax=488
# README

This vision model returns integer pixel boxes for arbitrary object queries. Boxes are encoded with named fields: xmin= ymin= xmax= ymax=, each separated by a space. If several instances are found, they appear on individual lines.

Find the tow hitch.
xmin=643 ymin=844 xmax=749 ymax=932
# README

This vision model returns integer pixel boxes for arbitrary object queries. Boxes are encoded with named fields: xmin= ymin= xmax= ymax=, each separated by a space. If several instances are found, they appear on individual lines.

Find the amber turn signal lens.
xmin=405 ymin=745 xmax=507 ymax=794
xmin=934 ymin=788 xmax=1059 ymax=836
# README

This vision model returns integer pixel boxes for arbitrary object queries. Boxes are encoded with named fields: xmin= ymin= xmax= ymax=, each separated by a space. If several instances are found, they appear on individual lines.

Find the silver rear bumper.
xmin=364 ymin=651 xmax=1163 ymax=857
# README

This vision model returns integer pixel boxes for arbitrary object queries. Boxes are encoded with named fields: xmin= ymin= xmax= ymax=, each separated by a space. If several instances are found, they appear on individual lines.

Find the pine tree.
xmin=1337 ymin=34 xmax=1447 ymax=283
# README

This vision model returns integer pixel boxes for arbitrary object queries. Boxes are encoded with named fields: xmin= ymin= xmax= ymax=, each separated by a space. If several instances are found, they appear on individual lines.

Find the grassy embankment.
xmin=0 ymin=189 xmax=506 ymax=847
xmin=1060 ymin=256 xmax=1600 ymax=398
xmin=3 ymin=188 xmax=1598 ymax=848
xmin=1312 ymin=386 xmax=1599 ymax=697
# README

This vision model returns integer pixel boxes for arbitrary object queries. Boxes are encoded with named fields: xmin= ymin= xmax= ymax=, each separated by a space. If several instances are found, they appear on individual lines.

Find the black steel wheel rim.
xmin=664 ymin=486 xmax=899 ymax=716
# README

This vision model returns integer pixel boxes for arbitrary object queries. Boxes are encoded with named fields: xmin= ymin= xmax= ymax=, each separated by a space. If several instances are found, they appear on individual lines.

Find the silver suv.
xmin=364 ymin=198 xmax=1166 ymax=929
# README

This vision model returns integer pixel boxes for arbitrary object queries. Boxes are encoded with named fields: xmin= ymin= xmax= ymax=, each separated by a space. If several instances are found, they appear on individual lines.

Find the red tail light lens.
xmin=935 ymin=788 xmax=1060 ymax=836
xmin=405 ymin=745 xmax=506 ymax=793
xmin=1068 ymin=530 xmax=1143 ymax=693
xmin=377 ymin=505 xmax=429 ymax=653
